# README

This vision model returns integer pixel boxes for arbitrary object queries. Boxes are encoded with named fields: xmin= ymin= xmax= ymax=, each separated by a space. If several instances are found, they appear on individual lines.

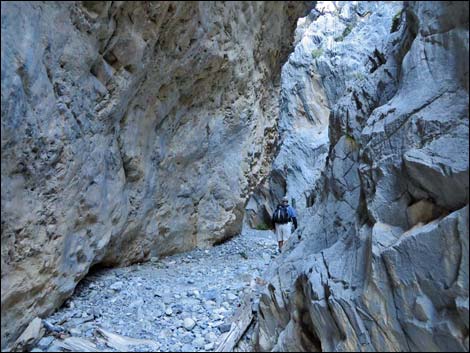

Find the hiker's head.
xmin=282 ymin=196 xmax=289 ymax=205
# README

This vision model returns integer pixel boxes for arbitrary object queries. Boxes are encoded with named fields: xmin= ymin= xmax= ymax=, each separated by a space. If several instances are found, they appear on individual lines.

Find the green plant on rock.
xmin=335 ymin=23 xmax=354 ymax=42
xmin=334 ymin=35 xmax=344 ymax=42
xmin=352 ymin=71 xmax=365 ymax=81
xmin=391 ymin=9 xmax=403 ymax=33
xmin=342 ymin=24 xmax=353 ymax=38
xmin=344 ymin=133 xmax=359 ymax=149
xmin=255 ymin=222 xmax=271 ymax=231
xmin=311 ymin=48 xmax=324 ymax=59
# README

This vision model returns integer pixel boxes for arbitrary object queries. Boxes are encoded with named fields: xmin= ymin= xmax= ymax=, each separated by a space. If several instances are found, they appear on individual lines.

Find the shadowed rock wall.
xmin=0 ymin=1 xmax=313 ymax=348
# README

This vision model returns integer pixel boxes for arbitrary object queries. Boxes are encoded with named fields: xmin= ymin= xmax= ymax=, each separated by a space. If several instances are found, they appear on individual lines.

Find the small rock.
xmin=42 ymin=320 xmax=64 ymax=333
xmin=150 ymin=257 xmax=159 ymax=262
xmin=37 ymin=336 xmax=54 ymax=349
xmin=193 ymin=336 xmax=205 ymax=348
xmin=183 ymin=318 xmax=196 ymax=331
xmin=110 ymin=281 xmax=124 ymax=291
xmin=165 ymin=307 xmax=173 ymax=316
xmin=181 ymin=343 xmax=195 ymax=352
xmin=69 ymin=328 xmax=81 ymax=336
xmin=218 ymin=323 xmax=231 ymax=333
xmin=203 ymin=289 xmax=219 ymax=301
xmin=205 ymin=332 xmax=218 ymax=343
xmin=12 ymin=317 xmax=45 ymax=352
xmin=181 ymin=334 xmax=193 ymax=344
xmin=227 ymin=293 xmax=237 ymax=301
xmin=204 ymin=342 xmax=215 ymax=350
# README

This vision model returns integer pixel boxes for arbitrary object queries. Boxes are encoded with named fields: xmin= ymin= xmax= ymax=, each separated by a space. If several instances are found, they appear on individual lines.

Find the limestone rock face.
xmin=245 ymin=1 xmax=400 ymax=227
xmin=0 ymin=1 xmax=312 ymax=348
xmin=257 ymin=1 xmax=469 ymax=351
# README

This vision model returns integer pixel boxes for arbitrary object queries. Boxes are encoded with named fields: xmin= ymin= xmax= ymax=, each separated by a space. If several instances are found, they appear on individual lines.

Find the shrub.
xmin=311 ymin=48 xmax=324 ymax=59
xmin=334 ymin=35 xmax=344 ymax=42
xmin=342 ymin=25 xmax=353 ymax=38
xmin=255 ymin=222 xmax=271 ymax=231
xmin=334 ymin=24 xmax=354 ymax=42
xmin=345 ymin=133 xmax=359 ymax=149
xmin=391 ymin=10 xmax=403 ymax=33
xmin=352 ymin=71 xmax=365 ymax=81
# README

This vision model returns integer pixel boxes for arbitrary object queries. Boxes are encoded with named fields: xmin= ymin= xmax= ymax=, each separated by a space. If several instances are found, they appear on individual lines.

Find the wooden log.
xmin=96 ymin=327 xmax=159 ymax=351
xmin=55 ymin=337 xmax=101 ymax=352
xmin=215 ymin=294 xmax=254 ymax=352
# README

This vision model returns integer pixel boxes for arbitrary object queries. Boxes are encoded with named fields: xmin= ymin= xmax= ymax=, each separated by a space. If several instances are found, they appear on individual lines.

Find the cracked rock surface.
xmin=256 ymin=1 xmax=469 ymax=351
xmin=0 ymin=1 xmax=312 ymax=348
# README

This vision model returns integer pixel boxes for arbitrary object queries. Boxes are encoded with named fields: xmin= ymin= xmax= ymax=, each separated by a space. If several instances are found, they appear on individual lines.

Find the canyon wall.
xmin=256 ymin=1 xmax=469 ymax=351
xmin=0 ymin=1 xmax=312 ymax=348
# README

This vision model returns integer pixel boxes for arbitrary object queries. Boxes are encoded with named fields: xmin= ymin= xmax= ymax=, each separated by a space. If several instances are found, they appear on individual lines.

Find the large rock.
xmin=257 ymin=1 xmax=469 ymax=351
xmin=0 ymin=1 xmax=313 ymax=349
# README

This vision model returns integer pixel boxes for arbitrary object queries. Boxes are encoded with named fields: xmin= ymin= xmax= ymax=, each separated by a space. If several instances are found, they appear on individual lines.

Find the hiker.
xmin=272 ymin=196 xmax=298 ymax=252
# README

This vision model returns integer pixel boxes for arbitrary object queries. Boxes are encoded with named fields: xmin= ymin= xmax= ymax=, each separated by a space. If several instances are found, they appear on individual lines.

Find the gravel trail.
xmin=32 ymin=229 xmax=278 ymax=352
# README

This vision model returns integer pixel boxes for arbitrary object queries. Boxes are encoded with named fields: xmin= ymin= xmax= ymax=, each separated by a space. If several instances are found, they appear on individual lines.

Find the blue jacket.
xmin=286 ymin=205 xmax=296 ymax=218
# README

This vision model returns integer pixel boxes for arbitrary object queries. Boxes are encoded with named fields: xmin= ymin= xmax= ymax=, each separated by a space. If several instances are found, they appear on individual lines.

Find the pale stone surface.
xmin=256 ymin=1 xmax=469 ymax=352
xmin=10 ymin=317 xmax=45 ymax=352
xmin=0 ymin=1 xmax=312 ymax=349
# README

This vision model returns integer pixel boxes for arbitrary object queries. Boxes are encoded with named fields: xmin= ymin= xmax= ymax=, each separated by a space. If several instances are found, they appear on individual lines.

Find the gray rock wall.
xmin=245 ymin=1 xmax=400 ymax=228
xmin=0 ymin=1 xmax=312 ymax=348
xmin=256 ymin=1 xmax=469 ymax=351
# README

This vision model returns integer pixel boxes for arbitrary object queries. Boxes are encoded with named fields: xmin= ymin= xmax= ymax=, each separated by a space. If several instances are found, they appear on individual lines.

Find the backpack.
xmin=273 ymin=205 xmax=290 ymax=224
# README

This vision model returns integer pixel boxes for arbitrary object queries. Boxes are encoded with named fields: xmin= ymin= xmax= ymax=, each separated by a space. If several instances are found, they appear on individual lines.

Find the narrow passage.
xmin=32 ymin=229 xmax=278 ymax=352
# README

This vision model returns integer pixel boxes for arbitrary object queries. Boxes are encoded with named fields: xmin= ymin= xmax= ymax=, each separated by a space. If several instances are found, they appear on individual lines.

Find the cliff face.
xmin=0 ymin=1 xmax=312 ymax=347
xmin=257 ymin=1 xmax=469 ymax=351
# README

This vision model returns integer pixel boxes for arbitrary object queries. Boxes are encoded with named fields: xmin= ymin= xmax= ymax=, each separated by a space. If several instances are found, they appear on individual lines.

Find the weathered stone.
xmin=110 ymin=281 xmax=124 ymax=291
xmin=11 ymin=317 xmax=45 ymax=352
xmin=404 ymin=137 xmax=469 ymax=210
xmin=256 ymin=1 xmax=469 ymax=352
xmin=183 ymin=318 xmax=196 ymax=331
xmin=37 ymin=336 xmax=55 ymax=349
xmin=0 ymin=2 xmax=312 ymax=348
xmin=406 ymin=199 xmax=446 ymax=227
xmin=218 ymin=323 xmax=232 ymax=333
xmin=192 ymin=336 xmax=205 ymax=348
xmin=204 ymin=342 xmax=214 ymax=350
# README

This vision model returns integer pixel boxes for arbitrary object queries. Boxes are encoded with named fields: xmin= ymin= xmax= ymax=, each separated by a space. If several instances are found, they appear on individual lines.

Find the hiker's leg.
xmin=275 ymin=224 xmax=283 ymax=250
xmin=284 ymin=222 xmax=292 ymax=241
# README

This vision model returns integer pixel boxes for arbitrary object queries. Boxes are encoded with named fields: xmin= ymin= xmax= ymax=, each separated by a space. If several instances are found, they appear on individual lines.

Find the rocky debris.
xmin=183 ymin=318 xmax=196 ymax=331
xmin=10 ymin=317 xmax=45 ymax=352
xmin=0 ymin=1 xmax=312 ymax=349
xmin=110 ymin=281 xmax=124 ymax=292
xmin=256 ymin=1 xmax=469 ymax=352
xmin=30 ymin=228 xmax=276 ymax=352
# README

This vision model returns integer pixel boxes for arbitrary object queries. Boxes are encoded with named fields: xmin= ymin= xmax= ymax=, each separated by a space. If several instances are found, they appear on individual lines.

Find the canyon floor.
xmin=31 ymin=228 xmax=280 ymax=352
